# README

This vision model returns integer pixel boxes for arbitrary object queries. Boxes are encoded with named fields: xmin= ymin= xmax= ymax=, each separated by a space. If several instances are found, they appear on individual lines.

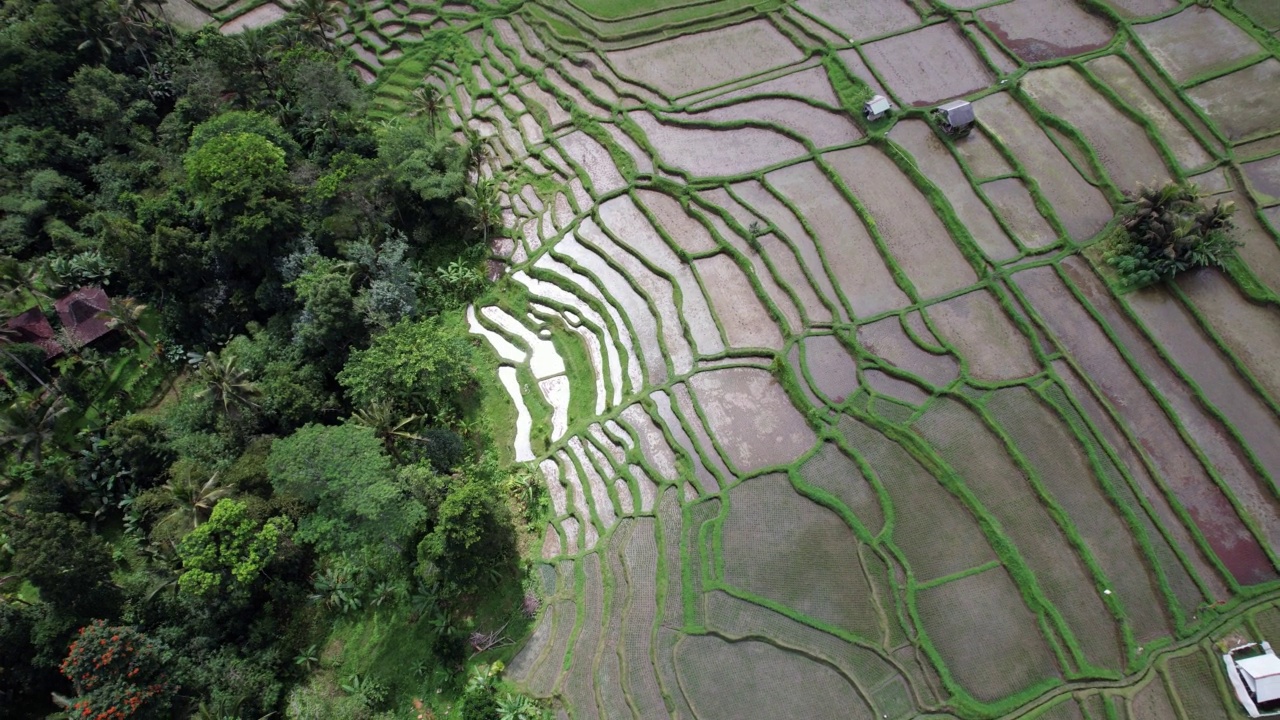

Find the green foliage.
xmin=416 ymin=461 xmax=514 ymax=596
xmin=1105 ymin=181 xmax=1242 ymax=288
xmin=60 ymin=620 xmax=174 ymax=720
xmin=183 ymin=132 xmax=289 ymax=212
xmin=337 ymin=317 xmax=475 ymax=417
xmin=187 ymin=111 xmax=301 ymax=162
xmin=8 ymin=512 xmax=122 ymax=619
xmin=267 ymin=423 xmax=425 ymax=564
xmin=176 ymin=498 xmax=292 ymax=597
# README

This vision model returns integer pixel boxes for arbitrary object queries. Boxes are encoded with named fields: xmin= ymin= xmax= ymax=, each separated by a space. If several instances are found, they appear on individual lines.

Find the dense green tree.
xmin=416 ymin=464 xmax=514 ymax=595
xmin=8 ymin=512 xmax=122 ymax=618
xmin=337 ymin=317 xmax=474 ymax=417
xmin=176 ymin=498 xmax=292 ymax=597
xmin=267 ymin=423 xmax=424 ymax=564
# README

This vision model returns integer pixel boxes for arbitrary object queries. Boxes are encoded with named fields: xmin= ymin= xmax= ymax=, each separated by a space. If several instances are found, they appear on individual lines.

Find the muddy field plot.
xmin=606 ymin=20 xmax=805 ymax=99
xmin=1133 ymin=7 xmax=1265 ymax=85
xmin=979 ymin=0 xmax=1114 ymax=62
xmin=364 ymin=3 xmax=1280 ymax=718
xmin=862 ymin=22 xmax=996 ymax=107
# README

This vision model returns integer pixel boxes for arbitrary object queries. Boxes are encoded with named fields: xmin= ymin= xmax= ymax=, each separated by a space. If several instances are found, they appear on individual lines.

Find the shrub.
xmin=60 ymin=620 xmax=174 ymax=720
xmin=1105 ymin=181 xmax=1241 ymax=288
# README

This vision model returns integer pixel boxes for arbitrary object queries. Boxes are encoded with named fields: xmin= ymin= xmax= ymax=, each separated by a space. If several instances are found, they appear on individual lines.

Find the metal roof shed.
xmin=1240 ymin=652 xmax=1280 ymax=704
xmin=935 ymin=99 xmax=976 ymax=137
xmin=864 ymin=94 xmax=892 ymax=121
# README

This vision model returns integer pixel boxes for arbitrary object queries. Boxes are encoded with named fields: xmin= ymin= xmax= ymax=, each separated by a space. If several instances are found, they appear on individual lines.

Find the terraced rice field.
xmin=217 ymin=0 xmax=1280 ymax=717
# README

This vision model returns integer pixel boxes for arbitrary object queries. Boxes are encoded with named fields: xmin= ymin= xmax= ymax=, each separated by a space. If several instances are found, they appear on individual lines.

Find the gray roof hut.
xmin=864 ymin=94 xmax=892 ymax=121
xmin=934 ymin=99 xmax=976 ymax=137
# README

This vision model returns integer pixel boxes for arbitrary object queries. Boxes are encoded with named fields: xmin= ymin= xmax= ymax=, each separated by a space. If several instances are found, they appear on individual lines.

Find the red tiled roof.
xmin=54 ymin=287 xmax=113 ymax=347
xmin=4 ymin=306 xmax=63 ymax=358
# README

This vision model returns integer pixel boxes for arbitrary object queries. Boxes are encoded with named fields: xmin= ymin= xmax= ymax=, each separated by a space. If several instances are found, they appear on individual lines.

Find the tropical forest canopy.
xmin=0 ymin=0 xmax=543 ymax=717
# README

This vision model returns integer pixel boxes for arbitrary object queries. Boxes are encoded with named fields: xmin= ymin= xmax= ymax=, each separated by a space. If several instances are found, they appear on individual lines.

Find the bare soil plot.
xmin=1186 ymin=59 xmax=1280 ymax=142
xmin=1128 ymin=672 xmax=1179 ymax=720
xmin=981 ymin=178 xmax=1060 ymax=250
xmin=607 ymin=20 xmax=805 ymax=99
xmin=915 ymin=566 xmax=1061 ymax=702
xmin=703 ymin=590 xmax=901 ymax=696
xmin=1013 ymin=265 xmax=1276 ymax=586
xmin=1177 ymin=268 xmax=1280 ymax=405
xmin=924 ymin=289 xmax=1041 ymax=382
xmin=163 ymin=0 xmax=213 ymax=29
xmin=1085 ymin=55 xmax=1212 ymax=172
xmin=679 ymin=97 xmax=862 ymax=148
xmin=1133 ymin=7 xmax=1263 ymax=85
xmin=593 ymin=524 xmax=631 ymax=720
xmin=794 ymin=0 xmax=918 ymax=41
xmin=825 ymin=146 xmax=979 ymax=300
xmin=634 ymin=189 xmax=720 ymax=255
xmin=618 ymin=403 xmax=680 ymax=483
xmin=630 ymin=111 xmax=808 ymax=178
xmin=553 ymin=233 xmax=665 ymax=384
xmin=693 ymin=254 xmax=783 ymax=350
xmin=802 ymin=334 xmax=859 ymax=404
xmin=862 ymin=22 xmax=996 ymax=107
xmin=526 ymin=597 xmax=576 ymax=697
xmin=1126 ymin=282 xmax=1280 ymax=488
xmin=618 ymin=519 xmax=666 ymax=716
xmin=955 ymin=127 xmax=1015 ymax=180
xmin=839 ymin=417 xmax=998 ymax=583
xmin=557 ymin=131 xmax=627 ymax=194
xmin=856 ymin=315 xmax=960 ymax=388
xmin=675 ymin=634 xmax=871 ymax=720
xmin=1103 ymin=0 xmax=1177 ymax=17
xmin=220 ymin=2 xmax=286 ymax=33
xmin=979 ymin=0 xmax=1115 ymax=63
xmin=766 ymin=162 xmax=911 ymax=317
xmin=799 ymin=442 xmax=885 ymax=536
xmin=976 ymin=92 xmax=1113 ymax=243
xmin=598 ymin=196 xmax=724 ymax=357
xmin=1166 ymin=651 xmax=1233 ymax=720
xmin=732 ymin=179 xmax=849 ymax=322
xmin=968 ymin=26 xmax=1021 ymax=75
xmin=673 ymin=382 xmax=735 ymax=484
xmin=695 ymin=189 xmax=804 ymax=333
xmin=689 ymin=65 xmax=843 ymax=110
xmin=690 ymin=367 xmax=817 ymax=473
xmin=755 ymin=233 xmax=834 ymax=325
xmin=1243 ymin=153 xmax=1280 ymax=204
xmin=915 ymin=397 xmax=1127 ymax=673
xmin=650 ymin=390 xmax=720 ymax=493
xmin=865 ymin=370 xmax=930 ymax=406
xmin=1021 ymin=66 xmax=1172 ymax=190
xmin=1052 ymin=360 xmax=1229 ymax=608
xmin=721 ymin=474 xmax=880 ymax=636
xmin=890 ymin=120 xmax=1019 ymax=262
xmin=985 ymin=387 xmax=1173 ymax=643
xmin=1238 ymin=0 xmax=1280 ymax=29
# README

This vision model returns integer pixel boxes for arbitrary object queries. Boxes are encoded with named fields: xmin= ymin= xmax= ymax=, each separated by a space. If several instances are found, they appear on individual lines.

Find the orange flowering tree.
xmin=59 ymin=620 xmax=174 ymax=720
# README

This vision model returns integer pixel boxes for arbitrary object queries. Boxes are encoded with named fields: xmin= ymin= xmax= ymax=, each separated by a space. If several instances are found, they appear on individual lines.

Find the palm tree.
xmin=0 ymin=394 xmax=69 ymax=468
xmin=461 ymin=129 xmax=492 ymax=180
xmin=0 ymin=326 xmax=50 ymax=391
xmin=0 ymin=256 xmax=53 ymax=310
xmin=496 ymin=693 xmax=541 ymax=720
xmin=457 ymin=177 xmax=502 ymax=244
xmin=291 ymin=0 xmax=342 ymax=50
xmin=95 ymin=296 xmax=149 ymax=348
xmin=409 ymin=85 xmax=444 ymax=135
xmin=156 ymin=470 xmax=232 ymax=532
xmin=349 ymin=401 xmax=423 ymax=458
xmin=194 ymin=352 xmax=260 ymax=416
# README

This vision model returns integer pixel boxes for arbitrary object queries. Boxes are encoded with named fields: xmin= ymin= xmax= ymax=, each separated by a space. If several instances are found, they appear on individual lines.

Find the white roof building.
xmin=864 ymin=94 xmax=892 ymax=121
xmin=1240 ymin=651 xmax=1280 ymax=704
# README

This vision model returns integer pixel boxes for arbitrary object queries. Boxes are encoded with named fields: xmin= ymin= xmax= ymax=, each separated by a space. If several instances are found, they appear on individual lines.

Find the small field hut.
xmin=934 ymin=99 xmax=975 ymax=137
xmin=1239 ymin=650 xmax=1280 ymax=705
xmin=864 ymin=94 xmax=892 ymax=122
